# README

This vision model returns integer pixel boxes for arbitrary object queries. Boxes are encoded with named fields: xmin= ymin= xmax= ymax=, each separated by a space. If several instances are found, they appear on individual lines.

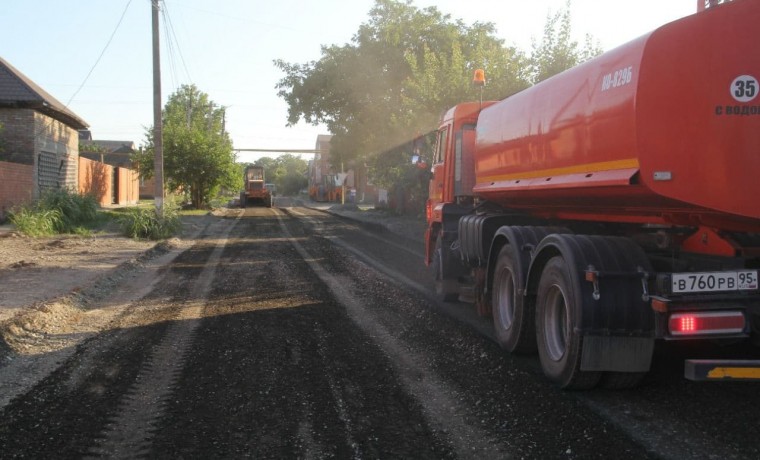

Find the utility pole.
xmin=152 ymin=0 xmax=164 ymax=211
xmin=341 ymin=162 xmax=345 ymax=205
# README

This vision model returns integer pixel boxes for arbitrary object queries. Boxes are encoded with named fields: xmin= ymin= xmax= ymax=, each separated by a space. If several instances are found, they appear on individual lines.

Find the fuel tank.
xmin=473 ymin=0 xmax=760 ymax=232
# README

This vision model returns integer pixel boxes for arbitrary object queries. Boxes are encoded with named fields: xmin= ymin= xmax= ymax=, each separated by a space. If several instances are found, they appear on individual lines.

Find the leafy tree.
xmin=275 ymin=0 xmax=529 ymax=169
xmin=135 ymin=84 xmax=237 ymax=209
xmin=248 ymin=154 xmax=308 ymax=196
xmin=529 ymin=1 xmax=603 ymax=84
xmin=275 ymin=0 xmax=601 ymax=211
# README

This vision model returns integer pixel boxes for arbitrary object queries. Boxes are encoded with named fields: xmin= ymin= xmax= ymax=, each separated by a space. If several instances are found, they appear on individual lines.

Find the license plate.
xmin=671 ymin=270 xmax=759 ymax=294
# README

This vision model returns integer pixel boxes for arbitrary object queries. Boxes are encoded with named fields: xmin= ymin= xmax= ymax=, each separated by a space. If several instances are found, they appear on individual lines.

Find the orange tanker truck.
xmin=240 ymin=165 xmax=272 ymax=208
xmin=425 ymin=0 xmax=760 ymax=389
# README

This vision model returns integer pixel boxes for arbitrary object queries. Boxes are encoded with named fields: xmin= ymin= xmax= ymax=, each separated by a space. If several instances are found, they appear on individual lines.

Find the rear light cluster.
xmin=668 ymin=311 xmax=746 ymax=336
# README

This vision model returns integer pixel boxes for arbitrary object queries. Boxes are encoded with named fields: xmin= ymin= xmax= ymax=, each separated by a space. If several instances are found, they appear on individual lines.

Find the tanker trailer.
xmin=426 ymin=0 xmax=760 ymax=389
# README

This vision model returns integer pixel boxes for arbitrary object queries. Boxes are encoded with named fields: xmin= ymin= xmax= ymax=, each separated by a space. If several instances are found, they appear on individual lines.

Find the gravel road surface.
xmin=0 ymin=203 xmax=759 ymax=459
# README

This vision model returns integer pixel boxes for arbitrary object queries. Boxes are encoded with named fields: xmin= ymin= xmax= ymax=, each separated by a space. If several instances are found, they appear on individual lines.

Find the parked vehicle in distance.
xmin=240 ymin=165 xmax=272 ymax=208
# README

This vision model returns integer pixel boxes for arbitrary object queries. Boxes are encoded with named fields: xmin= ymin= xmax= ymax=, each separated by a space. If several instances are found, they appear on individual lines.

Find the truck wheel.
xmin=492 ymin=245 xmax=535 ymax=354
xmin=432 ymin=234 xmax=458 ymax=302
xmin=536 ymin=256 xmax=600 ymax=390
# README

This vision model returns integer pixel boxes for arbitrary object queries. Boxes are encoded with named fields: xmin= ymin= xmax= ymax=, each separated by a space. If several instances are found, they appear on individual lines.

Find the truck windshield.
xmin=246 ymin=169 xmax=263 ymax=181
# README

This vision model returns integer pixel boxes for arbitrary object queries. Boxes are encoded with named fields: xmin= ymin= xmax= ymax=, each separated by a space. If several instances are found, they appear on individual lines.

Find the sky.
xmin=1 ymin=0 xmax=698 ymax=163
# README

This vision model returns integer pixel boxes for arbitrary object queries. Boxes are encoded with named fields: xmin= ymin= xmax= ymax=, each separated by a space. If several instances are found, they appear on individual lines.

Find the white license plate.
xmin=672 ymin=271 xmax=759 ymax=294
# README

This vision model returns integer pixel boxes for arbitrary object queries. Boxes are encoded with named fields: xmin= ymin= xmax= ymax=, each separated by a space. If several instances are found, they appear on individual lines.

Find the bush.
xmin=38 ymin=188 xmax=98 ymax=233
xmin=9 ymin=189 xmax=99 ymax=236
xmin=9 ymin=207 xmax=62 ymax=237
xmin=119 ymin=203 xmax=181 ymax=240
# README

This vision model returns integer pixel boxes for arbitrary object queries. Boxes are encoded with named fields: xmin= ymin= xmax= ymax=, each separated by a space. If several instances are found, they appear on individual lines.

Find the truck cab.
xmin=425 ymin=102 xmax=494 ymax=268
xmin=241 ymin=165 xmax=272 ymax=208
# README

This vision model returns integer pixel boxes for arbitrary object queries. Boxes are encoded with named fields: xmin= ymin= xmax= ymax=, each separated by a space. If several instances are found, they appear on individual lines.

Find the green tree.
xmin=529 ymin=1 xmax=603 ymax=84
xmin=275 ymin=0 xmax=529 ymax=169
xmin=135 ymin=84 xmax=237 ymax=209
xmin=273 ymin=154 xmax=309 ymax=195
xmin=250 ymin=154 xmax=308 ymax=195
xmin=275 ymin=0 xmax=600 ymax=212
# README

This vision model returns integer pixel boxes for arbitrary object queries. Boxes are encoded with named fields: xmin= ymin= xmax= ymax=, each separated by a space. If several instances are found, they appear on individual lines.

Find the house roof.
xmin=81 ymin=140 xmax=136 ymax=154
xmin=0 ymin=56 xmax=88 ymax=130
xmin=315 ymin=134 xmax=332 ymax=151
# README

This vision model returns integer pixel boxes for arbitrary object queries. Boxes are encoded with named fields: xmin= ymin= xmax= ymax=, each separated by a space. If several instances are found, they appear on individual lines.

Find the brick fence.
xmin=78 ymin=156 xmax=112 ymax=206
xmin=78 ymin=157 xmax=139 ymax=206
xmin=116 ymin=166 xmax=139 ymax=205
xmin=0 ymin=160 xmax=33 ymax=221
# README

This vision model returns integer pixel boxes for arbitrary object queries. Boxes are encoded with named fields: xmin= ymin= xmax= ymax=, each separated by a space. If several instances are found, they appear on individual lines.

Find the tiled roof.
xmin=81 ymin=140 xmax=135 ymax=154
xmin=0 ymin=56 xmax=88 ymax=129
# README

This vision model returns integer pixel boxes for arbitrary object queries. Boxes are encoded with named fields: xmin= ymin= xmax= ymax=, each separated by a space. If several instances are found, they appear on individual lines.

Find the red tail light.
xmin=669 ymin=311 xmax=745 ymax=336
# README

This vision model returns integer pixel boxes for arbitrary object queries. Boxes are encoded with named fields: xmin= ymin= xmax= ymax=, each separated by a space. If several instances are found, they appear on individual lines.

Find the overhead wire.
xmin=66 ymin=0 xmax=135 ymax=107
xmin=29 ymin=0 xmax=134 ymax=192
xmin=161 ymin=1 xmax=193 ymax=90
xmin=33 ymin=0 xmax=134 ymax=152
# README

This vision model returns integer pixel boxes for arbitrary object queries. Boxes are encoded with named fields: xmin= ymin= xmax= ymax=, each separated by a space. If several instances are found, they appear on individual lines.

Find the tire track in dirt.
xmin=277 ymin=209 xmax=510 ymax=459
xmin=87 ymin=213 xmax=242 ymax=458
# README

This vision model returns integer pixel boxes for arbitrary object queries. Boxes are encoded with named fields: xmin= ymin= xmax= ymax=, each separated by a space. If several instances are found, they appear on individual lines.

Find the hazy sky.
xmin=1 ymin=0 xmax=697 ymax=163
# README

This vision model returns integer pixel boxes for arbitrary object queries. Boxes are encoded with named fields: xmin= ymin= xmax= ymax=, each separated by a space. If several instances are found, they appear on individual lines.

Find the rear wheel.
xmin=432 ymin=232 xmax=458 ymax=302
xmin=536 ymin=256 xmax=600 ymax=390
xmin=492 ymin=246 xmax=535 ymax=353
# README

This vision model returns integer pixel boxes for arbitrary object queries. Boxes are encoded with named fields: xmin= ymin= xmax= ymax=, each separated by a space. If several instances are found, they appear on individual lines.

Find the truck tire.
xmin=536 ymin=256 xmax=601 ymax=390
xmin=432 ymin=233 xmax=458 ymax=302
xmin=492 ymin=245 xmax=536 ymax=354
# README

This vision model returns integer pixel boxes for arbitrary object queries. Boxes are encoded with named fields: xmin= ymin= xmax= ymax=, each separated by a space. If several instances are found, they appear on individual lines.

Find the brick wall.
xmin=116 ymin=167 xmax=139 ymax=205
xmin=78 ymin=158 xmax=140 ymax=206
xmin=139 ymin=175 xmax=156 ymax=199
xmin=34 ymin=112 xmax=79 ymax=191
xmin=0 ymin=161 xmax=34 ymax=221
xmin=78 ymin=156 xmax=112 ymax=206
xmin=0 ymin=108 xmax=79 ymax=195
xmin=0 ymin=108 xmax=35 ymax=165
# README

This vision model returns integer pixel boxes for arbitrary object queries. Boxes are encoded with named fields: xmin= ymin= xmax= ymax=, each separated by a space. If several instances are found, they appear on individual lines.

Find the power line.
xmin=66 ymin=0 xmax=134 ymax=106
xmin=33 ymin=0 xmax=134 ymax=147
xmin=161 ymin=1 xmax=192 ymax=87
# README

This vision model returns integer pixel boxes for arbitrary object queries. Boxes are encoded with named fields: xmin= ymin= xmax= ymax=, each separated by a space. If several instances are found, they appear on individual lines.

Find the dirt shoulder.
xmin=0 ymin=205 xmax=422 ymax=359
xmin=0 ymin=212 xmax=220 ymax=357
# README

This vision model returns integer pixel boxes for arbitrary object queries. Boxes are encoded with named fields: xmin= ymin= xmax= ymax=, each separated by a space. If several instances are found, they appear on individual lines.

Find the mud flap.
xmin=581 ymin=336 xmax=654 ymax=372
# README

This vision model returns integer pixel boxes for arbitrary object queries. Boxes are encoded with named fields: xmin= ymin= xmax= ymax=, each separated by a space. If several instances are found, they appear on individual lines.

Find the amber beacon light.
xmin=472 ymin=68 xmax=486 ymax=86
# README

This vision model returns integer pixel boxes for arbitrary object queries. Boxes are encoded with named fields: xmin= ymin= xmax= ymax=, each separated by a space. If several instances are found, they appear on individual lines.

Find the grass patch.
xmin=10 ymin=189 xmax=100 ymax=237
xmin=119 ymin=202 xmax=182 ymax=240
